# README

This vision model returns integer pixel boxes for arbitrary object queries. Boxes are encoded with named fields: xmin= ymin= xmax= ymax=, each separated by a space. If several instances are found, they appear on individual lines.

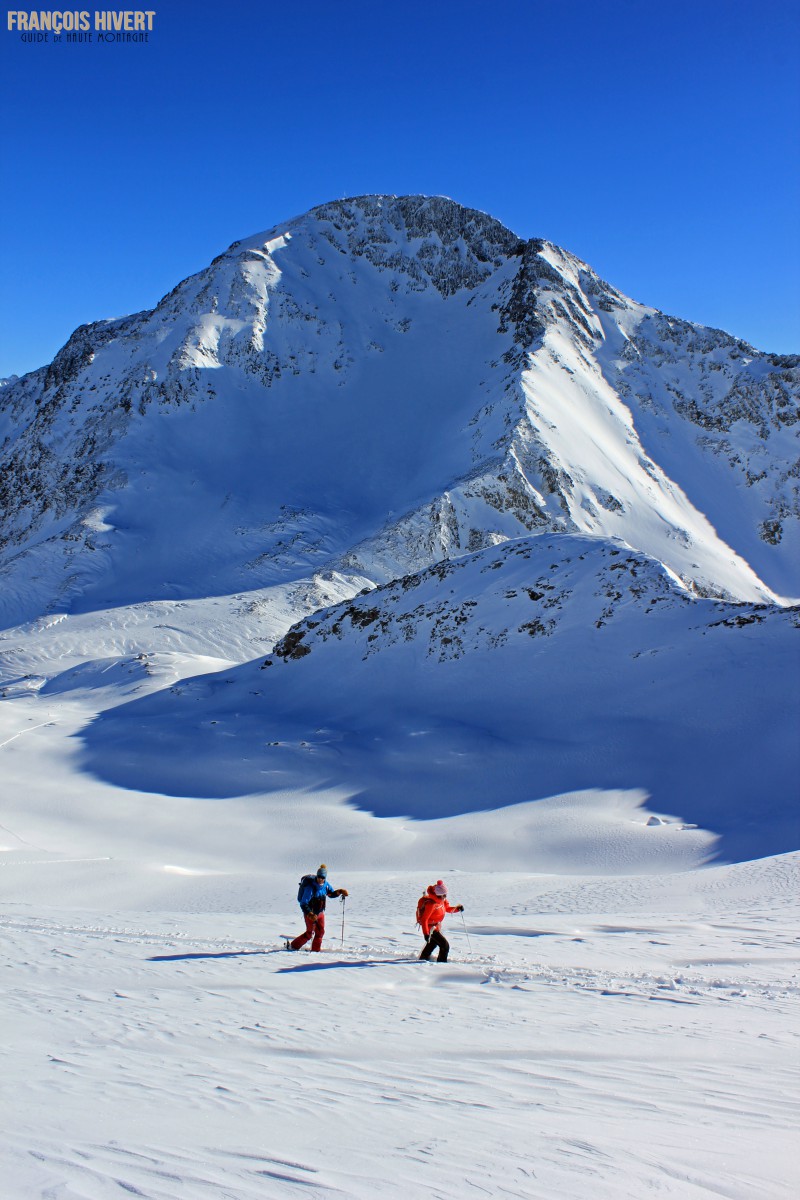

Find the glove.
xmin=456 ymin=905 xmax=464 ymax=913
xmin=336 ymin=888 xmax=349 ymax=898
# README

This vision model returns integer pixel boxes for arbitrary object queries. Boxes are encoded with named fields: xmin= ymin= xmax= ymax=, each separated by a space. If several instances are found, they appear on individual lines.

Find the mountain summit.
xmin=1 ymin=195 xmax=798 ymax=861
xmin=1 ymin=194 xmax=797 ymax=628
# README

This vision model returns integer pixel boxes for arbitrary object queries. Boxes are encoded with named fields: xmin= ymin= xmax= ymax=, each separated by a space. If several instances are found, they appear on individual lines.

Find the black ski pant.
xmin=420 ymin=930 xmax=449 ymax=962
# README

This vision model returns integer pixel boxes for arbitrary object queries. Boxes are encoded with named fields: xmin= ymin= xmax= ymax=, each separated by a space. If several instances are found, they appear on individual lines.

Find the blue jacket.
xmin=299 ymin=877 xmax=335 ymax=914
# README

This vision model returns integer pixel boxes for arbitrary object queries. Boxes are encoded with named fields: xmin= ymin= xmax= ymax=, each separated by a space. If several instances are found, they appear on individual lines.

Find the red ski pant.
xmin=291 ymin=911 xmax=325 ymax=952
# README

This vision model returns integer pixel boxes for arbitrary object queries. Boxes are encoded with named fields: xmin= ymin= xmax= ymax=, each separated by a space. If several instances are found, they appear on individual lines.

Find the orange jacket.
xmin=418 ymin=886 xmax=459 ymax=938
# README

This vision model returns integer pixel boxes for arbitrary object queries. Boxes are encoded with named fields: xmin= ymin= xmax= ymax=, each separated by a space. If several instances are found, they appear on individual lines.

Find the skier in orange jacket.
xmin=416 ymin=880 xmax=463 ymax=962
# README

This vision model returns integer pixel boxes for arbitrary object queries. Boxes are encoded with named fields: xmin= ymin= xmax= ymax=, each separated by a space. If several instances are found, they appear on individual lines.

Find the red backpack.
xmin=416 ymin=890 xmax=437 ymax=927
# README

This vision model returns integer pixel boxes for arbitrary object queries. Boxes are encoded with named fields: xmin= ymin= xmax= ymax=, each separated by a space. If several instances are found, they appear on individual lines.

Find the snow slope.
xmin=0 ymin=818 xmax=797 ymax=1199
xmin=2 ymin=676 xmax=795 ymax=1197
xmin=0 ymin=681 xmax=798 ymax=1198
xmin=78 ymin=533 xmax=800 ymax=864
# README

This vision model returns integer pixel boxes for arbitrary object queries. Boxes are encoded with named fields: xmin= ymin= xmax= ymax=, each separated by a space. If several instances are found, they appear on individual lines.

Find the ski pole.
xmin=460 ymin=910 xmax=472 ymax=954
xmin=341 ymin=894 xmax=346 ymax=946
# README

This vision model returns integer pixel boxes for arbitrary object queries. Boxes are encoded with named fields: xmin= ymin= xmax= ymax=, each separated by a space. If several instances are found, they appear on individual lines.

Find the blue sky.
xmin=1 ymin=0 xmax=798 ymax=377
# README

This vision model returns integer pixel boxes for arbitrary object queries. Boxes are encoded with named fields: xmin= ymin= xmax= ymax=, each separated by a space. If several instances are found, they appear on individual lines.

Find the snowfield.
xmin=1 ymin=861 xmax=798 ymax=1199
xmin=1 ymin=697 xmax=799 ymax=1200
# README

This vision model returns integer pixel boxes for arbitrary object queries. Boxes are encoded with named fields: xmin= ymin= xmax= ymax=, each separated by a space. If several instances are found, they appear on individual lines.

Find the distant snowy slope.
xmin=80 ymin=534 xmax=800 ymax=863
xmin=594 ymin=304 xmax=800 ymax=598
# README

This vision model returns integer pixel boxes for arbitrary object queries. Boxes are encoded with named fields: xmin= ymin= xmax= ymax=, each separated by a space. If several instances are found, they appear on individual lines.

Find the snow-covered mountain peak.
xmin=0 ymin=193 xmax=798 ymax=645
xmin=229 ymin=194 xmax=623 ymax=350
xmin=244 ymin=193 xmax=525 ymax=283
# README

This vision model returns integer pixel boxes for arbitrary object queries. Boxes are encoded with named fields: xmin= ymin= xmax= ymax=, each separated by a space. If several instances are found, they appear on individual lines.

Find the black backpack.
xmin=297 ymin=874 xmax=316 ymax=903
xmin=298 ymin=874 xmax=327 ymax=914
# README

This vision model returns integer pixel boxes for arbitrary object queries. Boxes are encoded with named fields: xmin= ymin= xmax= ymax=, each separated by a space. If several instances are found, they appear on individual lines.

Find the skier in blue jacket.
xmin=289 ymin=864 xmax=348 ymax=951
